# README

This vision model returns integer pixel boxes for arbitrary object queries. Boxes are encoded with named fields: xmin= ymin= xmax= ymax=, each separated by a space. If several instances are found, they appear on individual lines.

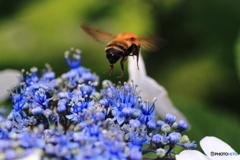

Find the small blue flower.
xmin=10 ymin=87 xmax=27 ymax=112
xmin=169 ymin=132 xmax=181 ymax=144
xmin=81 ymin=124 xmax=102 ymax=137
xmin=102 ymin=82 xmax=144 ymax=125
xmin=132 ymin=109 xmax=141 ymax=119
xmin=62 ymin=48 xmax=99 ymax=89
xmin=81 ymin=72 xmax=99 ymax=83
xmin=99 ymin=98 xmax=109 ymax=107
xmin=39 ymin=65 xmax=59 ymax=89
xmin=129 ymin=146 xmax=142 ymax=160
xmin=44 ymin=131 xmax=79 ymax=159
xmin=43 ymin=129 xmax=55 ymax=136
xmin=177 ymin=120 xmax=189 ymax=132
xmin=128 ymin=130 xmax=151 ymax=148
xmin=152 ymin=134 xmax=162 ymax=144
xmin=41 ymin=65 xmax=56 ymax=80
xmin=66 ymin=92 xmax=95 ymax=122
xmin=43 ymin=109 xmax=52 ymax=117
xmin=103 ymin=140 xmax=128 ymax=160
xmin=28 ymin=117 xmax=37 ymax=125
xmin=129 ymin=119 xmax=141 ymax=128
xmin=161 ymin=124 xmax=171 ymax=133
xmin=33 ymin=88 xmax=53 ymax=106
xmin=57 ymin=99 xmax=68 ymax=112
xmin=58 ymin=91 xmax=71 ymax=99
xmin=7 ymin=111 xmax=27 ymax=129
xmin=111 ymin=104 xmax=125 ymax=124
xmin=122 ymin=106 xmax=134 ymax=118
xmin=23 ymin=67 xmax=39 ymax=86
xmin=3 ymin=120 xmax=13 ymax=130
xmin=177 ymin=141 xmax=197 ymax=149
xmin=165 ymin=113 xmax=176 ymax=125
xmin=0 ymin=120 xmax=13 ymax=139
xmin=159 ymin=134 xmax=170 ymax=146
xmin=65 ymin=48 xmax=81 ymax=69
xmin=94 ymin=110 xmax=106 ymax=122
xmin=65 ymin=113 xmax=78 ymax=121
xmin=42 ymin=70 xmax=55 ymax=80
xmin=76 ymin=84 xmax=96 ymax=97
xmin=146 ymin=120 xmax=156 ymax=130
xmin=18 ymin=131 xmax=45 ymax=148
xmin=139 ymin=99 xmax=156 ymax=124
xmin=32 ymin=107 xmax=43 ymax=115
xmin=73 ymin=132 xmax=87 ymax=143
xmin=156 ymin=120 xmax=165 ymax=127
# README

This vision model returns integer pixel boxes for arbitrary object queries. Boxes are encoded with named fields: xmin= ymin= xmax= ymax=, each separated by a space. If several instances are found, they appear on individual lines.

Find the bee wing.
xmin=138 ymin=37 xmax=168 ymax=51
xmin=81 ymin=25 xmax=116 ymax=43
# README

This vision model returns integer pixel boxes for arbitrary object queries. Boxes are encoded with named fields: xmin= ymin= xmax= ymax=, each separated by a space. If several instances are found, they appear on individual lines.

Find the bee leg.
xmin=136 ymin=53 xmax=139 ymax=70
xmin=132 ymin=44 xmax=140 ymax=70
xmin=104 ymin=64 xmax=114 ymax=76
xmin=117 ymin=56 xmax=128 ymax=78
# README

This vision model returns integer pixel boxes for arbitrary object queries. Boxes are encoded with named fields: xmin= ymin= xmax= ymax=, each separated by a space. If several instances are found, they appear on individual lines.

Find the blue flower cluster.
xmin=0 ymin=48 xmax=196 ymax=160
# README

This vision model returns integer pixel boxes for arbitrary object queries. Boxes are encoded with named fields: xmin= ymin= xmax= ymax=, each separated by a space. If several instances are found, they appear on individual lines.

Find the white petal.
xmin=128 ymin=54 xmax=188 ymax=122
xmin=17 ymin=149 xmax=42 ymax=160
xmin=0 ymin=69 xmax=20 ymax=102
xmin=200 ymin=136 xmax=240 ymax=160
xmin=176 ymin=150 xmax=211 ymax=160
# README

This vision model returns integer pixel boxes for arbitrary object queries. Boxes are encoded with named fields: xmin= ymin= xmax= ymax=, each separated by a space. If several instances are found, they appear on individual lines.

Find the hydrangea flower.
xmin=0 ymin=48 xmax=196 ymax=160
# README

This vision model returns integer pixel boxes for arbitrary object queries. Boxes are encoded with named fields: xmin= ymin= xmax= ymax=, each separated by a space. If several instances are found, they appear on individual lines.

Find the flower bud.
xmin=32 ymin=107 xmax=43 ymax=115
xmin=129 ymin=119 xmax=141 ymax=128
xmin=147 ymin=120 xmax=156 ymax=130
xmin=169 ymin=132 xmax=181 ymax=144
xmin=122 ymin=107 xmax=133 ymax=118
xmin=179 ymin=135 xmax=190 ymax=143
xmin=156 ymin=148 xmax=165 ymax=158
xmin=161 ymin=124 xmax=171 ymax=133
xmin=44 ymin=109 xmax=52 ymax=117
xmin=165 ymin=113 xmax=176 ymax=125
xmin=177 ymin=120 xmax=189 ymax=132
xmin=152 ymin=134 xmax=162 ymax=144
xmin=99 ymin=99 xmax=109 ymax=107
xmin=156 ymin=120 xmax=165 ymax=127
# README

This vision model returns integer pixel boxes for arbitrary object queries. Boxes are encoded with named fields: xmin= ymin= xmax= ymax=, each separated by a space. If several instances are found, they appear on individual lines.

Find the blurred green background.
xmin=0 ymin=0 xmax=240 ymax=152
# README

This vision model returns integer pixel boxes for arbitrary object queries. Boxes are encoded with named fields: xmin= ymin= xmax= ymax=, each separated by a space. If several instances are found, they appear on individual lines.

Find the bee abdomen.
xmin=105 ymin=47 xmax=124 ymax=64
xmin=106 ymin=43 xmax=127 ymax=53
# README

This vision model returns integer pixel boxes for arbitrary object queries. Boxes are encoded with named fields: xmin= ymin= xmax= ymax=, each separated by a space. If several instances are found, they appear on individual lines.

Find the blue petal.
xmin=116 ymin=114 xmax=125 ymax=125
xmin=66 ymin=114 xmax=75 ymax=120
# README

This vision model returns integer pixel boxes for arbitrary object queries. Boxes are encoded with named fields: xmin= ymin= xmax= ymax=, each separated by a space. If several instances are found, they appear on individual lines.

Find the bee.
xmin=81 ymin=25 xmax=159 ymax=78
